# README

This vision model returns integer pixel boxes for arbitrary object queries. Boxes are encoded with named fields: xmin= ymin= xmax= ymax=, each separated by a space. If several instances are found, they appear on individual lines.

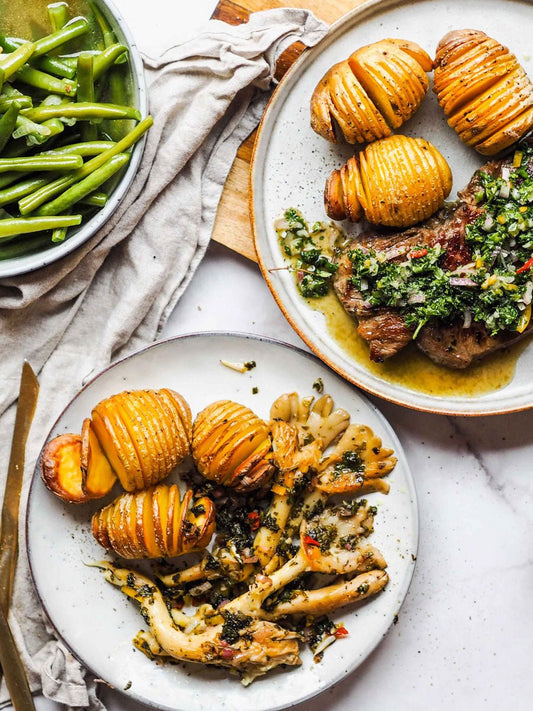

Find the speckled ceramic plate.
xmin=27 ymin=332 xmax=417 ymax=711
xmin=251 ymin=0 xmax=533 ymax=416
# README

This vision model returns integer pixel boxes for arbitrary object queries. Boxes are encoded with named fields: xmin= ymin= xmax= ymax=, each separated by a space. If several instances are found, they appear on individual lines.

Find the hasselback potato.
xmin=41 ymin=388 xmax=192 ymax=503
xmin=324 ymin=135 xmax=452 ymax=228
xmin=91 ymin=389 xmax=192 ymax=492
xmin=91 ymin=484 xmax=215 ymax=559
xmin=433 ymin=29 xmax=533 ymax=155
xmin=310 ymin=39 xmax=432 ymax=145
xmin=192 ymin=400 xmax=275 ymax=491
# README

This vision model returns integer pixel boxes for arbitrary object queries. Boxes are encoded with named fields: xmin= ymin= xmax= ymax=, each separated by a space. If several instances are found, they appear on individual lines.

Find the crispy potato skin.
xmin=434 ymin=29 xmax=533 ymax=155
xmin=325 ymin=135 xmax=452 ymax=228
xmin=91 ymin=485 xmax=215 ymax=559
xmin=192 ymin=400 xmax=276 ymax=491
xmin=310 ymin=38 xmax=432 ymax=144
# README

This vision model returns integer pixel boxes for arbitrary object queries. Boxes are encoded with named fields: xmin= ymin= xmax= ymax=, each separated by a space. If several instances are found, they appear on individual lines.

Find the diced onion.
xmin=407 ymin=292 xmax=426 ymax=304
xmin=313 ymin=634 xmax=336 ymax=656
xmin=482 ymin=215 xmax=494 ymax=231
xmin=383 ymin=245 xmax=409 ymax=260
xmin=449 ymin=277 xmax=477 ymax=287
xmin=499 ymin=182 xmax=510 ymax=198
xmin=462 ymin=309 xmax=472 ymax=329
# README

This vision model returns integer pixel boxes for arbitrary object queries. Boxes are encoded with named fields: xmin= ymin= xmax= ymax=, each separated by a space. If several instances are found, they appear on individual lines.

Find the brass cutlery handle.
xmin=0 ymin=361 xmax=39 ymax=613
xmin=0 ymin=606 xmax=36 ymax=710
xmin=0 ymin=361 xmax=39 ymax=711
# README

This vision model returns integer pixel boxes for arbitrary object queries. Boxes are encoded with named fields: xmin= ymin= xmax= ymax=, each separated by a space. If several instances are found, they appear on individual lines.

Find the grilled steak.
xmin=333 ymin=156 xmax=533 ymax=368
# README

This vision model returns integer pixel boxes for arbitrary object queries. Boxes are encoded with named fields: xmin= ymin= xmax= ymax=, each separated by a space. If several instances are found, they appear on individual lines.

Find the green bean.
xmin=0 ymin=154 xmax=83 ymax=173
xmin=0 ymin=104 xmax=20 ymax=154
xmin=81 ymin=190 xmax=107 ymax=208
xmin=77 ymin=53 xmax=97 ymax=141
xmin=13 ymin=114 xmax=51 ymax=142
xmin=0 ymin=172 xmax=22 ymax=188
xmin=15 ymin=65 xmax=77 ymax=96
xmin=92 ymin=44 xmax=129 ymax=80
xmin=32 ymin=18 xmax=90 ymax=58
xmin=38 ymin=152 xmax=129 ymax=215
xmin=0 ymin=213 xmax=81 ymax=240
xmin=0 ymin=36 xmax=76 ymax=79
xmin=0 ymin=233 xmax=52 ymax=258
xmin=89 ymin=1 xmax=117 ymax=49
xmin=22 ymin=102 xmax=140 ymax=123
xmin=42 ymin=140 xmax=115 ymax=156
xmin=0 ymin=82 xmax=26 ymax=100
xmin=0 ymin=96 xmax=32 ymax=112
xmin=30 ymin=118 xmax=65 ymax=146
xmin=0 ymin=175 xmax=53 ymax=207
xmin=58 ymin=52 xmax=99 ymax=71
xmin=14 ymin=117 xmax=64 ymax=147
xmin=51 ymin=224 xmax=68 ymax=242
xmin=48 ymin=2 xmax=69 ymax=33
xmin=19 ymin=115 xmax=152 ymax=214
xmin=0 ymin=42 xmax=35 ymax=82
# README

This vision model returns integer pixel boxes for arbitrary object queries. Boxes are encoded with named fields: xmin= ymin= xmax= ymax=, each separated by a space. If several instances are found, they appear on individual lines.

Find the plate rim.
xmin=249 ymin=0 xmax=533 ymax=417
xmin=26 ymin=330 xmax=419 ymax=711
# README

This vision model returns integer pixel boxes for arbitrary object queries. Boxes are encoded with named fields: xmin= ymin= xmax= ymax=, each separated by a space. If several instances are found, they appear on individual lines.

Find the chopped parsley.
xmin=221 ymin=611 xmax=252 ymax=645
xmin=348 ymin=145 xmax=533 ymax=337
xmin=275 ymin=208 xmax=343 ymax=298
xmin=334 ymin=450 xmax=364 ymax=477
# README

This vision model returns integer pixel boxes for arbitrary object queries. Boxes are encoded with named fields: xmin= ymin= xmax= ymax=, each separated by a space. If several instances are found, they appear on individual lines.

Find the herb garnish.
xmin=221 ymin=611 xmax=252 ymax=645
xmin=275 ymin=208 xmax=343 ymax=298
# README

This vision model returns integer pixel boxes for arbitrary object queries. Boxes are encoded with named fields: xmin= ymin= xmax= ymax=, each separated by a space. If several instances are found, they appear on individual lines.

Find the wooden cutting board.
xmin=210 ymin=0 xmax=364 ymax=261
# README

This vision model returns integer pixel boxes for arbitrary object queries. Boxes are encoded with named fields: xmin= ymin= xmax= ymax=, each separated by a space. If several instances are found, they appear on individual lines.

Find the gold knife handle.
xmin=0 ymin=361 xmax=39 ymax=614
xmin=0 ymin=605 xmax=36 ymax=711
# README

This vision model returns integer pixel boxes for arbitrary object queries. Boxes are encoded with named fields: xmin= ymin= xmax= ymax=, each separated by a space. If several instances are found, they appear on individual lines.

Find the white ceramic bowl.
xmin=0 ymin=0 xmax=148 ymax=279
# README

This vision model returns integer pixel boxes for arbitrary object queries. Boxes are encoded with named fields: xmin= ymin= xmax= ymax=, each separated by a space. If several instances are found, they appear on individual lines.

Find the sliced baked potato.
xmin=91 ymin=484 xmax=215 ymax=559
xmin=311 ymin=38 xmax=432 ymax=144
xmin=434 ymin=29 xmax=533 ymax=155
xmin=192 ymin=400 xmax=276 ymax=491
xmin=324 ymin=135 xmax=452 ymax=228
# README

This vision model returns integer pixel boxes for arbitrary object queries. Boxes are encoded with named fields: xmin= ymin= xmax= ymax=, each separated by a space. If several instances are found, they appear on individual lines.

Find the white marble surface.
xmin=16 ymin=1 xmax=533 ymax=710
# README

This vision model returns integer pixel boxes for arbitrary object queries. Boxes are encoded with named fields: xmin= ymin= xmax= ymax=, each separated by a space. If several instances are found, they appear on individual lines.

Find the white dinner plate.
xmin=251 ymin=0 xmax=533 ymax=416
xmin=27 ymin=332 xmax=418 ymax=711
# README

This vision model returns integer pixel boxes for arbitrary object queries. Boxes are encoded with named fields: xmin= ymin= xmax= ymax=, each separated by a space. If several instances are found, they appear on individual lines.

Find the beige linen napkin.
xmin=0 ymin=8 xmax=328 ymax=709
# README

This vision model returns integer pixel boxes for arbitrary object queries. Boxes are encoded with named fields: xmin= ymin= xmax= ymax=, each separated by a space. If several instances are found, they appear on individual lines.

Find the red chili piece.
xmin=409 ymin=248 xmax=428 ymax=259
xmin=516 ymin=256 xmax=533 ymax=274
xmin=248 ymin=511 xmax=261 ymax=531
xmin=304 ymin=534 xmax=320 ymax=547
xmin=334 ymin=625 xmax=349 ymax=638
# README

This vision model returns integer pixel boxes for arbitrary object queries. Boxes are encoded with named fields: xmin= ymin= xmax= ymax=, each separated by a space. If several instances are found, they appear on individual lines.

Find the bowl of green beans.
xmin=0 ymin=0 xmax=150 ymax=277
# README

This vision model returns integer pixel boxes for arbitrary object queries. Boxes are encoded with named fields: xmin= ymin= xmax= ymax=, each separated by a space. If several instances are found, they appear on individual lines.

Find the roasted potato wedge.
xmin=41 ymin=421 xmax=117 ymax=504
xmin=324 ymin=134 xmax=452 ymax=228
xmin=41 ymin=434 xmax=89 ymax=504
xmin=192 ymin=400 xmax=276 ymax=491
xmin=80 ymin=418 xmax=117 ymax=499
xmin=91 ymin=484 xmax=215 ymax=559
xmin=310 ymin=38 xmax=431 ymax=144
xmin=434 ymin=29 xmax=533 ymax=155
